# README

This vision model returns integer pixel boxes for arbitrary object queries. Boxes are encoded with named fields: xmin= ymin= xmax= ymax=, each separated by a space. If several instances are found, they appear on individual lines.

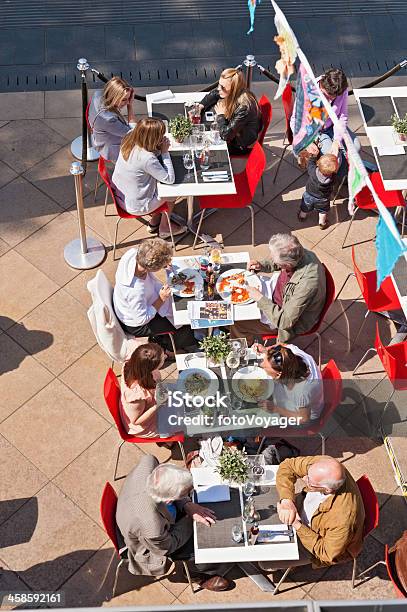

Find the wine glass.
xmin=252 ymin=337 xmax=263 ymax=369
xmin=226 ymin=351 xmax=240 ymax=370
xmin=242 ymin=480 xmax=255 ymax=499
xmin=231 ymin=523 xmax=243 ymax=543
xmin=199 ymin=149 xmax=210 ymax=171
xmin=183 ymin=152 xmax=194 ymax=178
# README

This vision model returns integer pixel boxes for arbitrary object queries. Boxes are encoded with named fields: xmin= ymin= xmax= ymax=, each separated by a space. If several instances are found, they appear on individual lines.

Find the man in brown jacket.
xmin=260 ymin=455 xmax=365 ymax=571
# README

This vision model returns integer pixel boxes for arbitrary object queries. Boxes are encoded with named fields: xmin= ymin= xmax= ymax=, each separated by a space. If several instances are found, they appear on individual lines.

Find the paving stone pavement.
xmin=0 ymin=78 xmax=407 ymax=606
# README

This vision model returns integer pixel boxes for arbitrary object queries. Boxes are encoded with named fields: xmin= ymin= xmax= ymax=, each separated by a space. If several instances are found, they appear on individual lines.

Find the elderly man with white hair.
xmin=230 ymin=233 xmax=326 ymax=344
xmin=116 ymin=454 xmax=232 ymax=591
xmin=259 ymin=455 xmax=365 ymax=573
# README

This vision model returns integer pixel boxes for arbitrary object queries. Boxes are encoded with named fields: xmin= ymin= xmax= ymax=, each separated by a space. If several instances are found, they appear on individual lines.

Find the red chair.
xmin=103 ymin=368 xmax=186 ymax=480
xmin=100 ymin=482 xmax=195 ymax=597
xmin=262 ymin=264 xmax=335 ymax=368
xmin=354 ymin=322 xmax=407 ymax=419
xmin=273 ymin=84 xmax=294 ymax=184
xmin=336 ymin=246 xmax=401 ymax=359
xmin=350 ymin=474 xmax=380 ymax=588
xmin=342 ymin=171 xmax=406 ymax=248
xmin=98 ymin=157 xmax=175 ymax=259
xmin=193 ymin=142 xmax=266 ymax=249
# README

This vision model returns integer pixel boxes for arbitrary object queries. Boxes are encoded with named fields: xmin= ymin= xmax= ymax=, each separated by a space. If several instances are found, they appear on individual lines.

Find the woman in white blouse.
xmin=113 ymin=239 xmax=196 ymax=352
xmin=112 ymin=117 xmax=186 ymax=239
xmin=257 ymin=343 xmax=324 ymax=424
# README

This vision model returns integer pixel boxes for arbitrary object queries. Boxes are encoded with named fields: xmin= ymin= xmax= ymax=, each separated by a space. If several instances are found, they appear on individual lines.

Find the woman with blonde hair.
xmin=88 ymin=76 xmax=137 ymax=162
xmin=112 ymin=117 xmax=186 ymax=238
xmin=197 ymin=67 xmax=262 ymax=155
xmin=120 ymin=342 xmax=166 ymax=436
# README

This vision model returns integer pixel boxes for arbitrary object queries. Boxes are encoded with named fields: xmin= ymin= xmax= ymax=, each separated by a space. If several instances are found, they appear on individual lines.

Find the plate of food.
xmin=178 ymin=367 xmax=219 ymax=398
xmin=232 ymin=366 xmax=273 ymax=403
xmin=169 ymin=268 xmax=201 ymax=298
xmin=216 ymin=269 xmax=262 ymax=305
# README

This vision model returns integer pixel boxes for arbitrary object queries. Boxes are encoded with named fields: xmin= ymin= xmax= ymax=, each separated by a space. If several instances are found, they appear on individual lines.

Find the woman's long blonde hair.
xmin=121 ymin=118 xmax=165 ymax=161
xmin=102 ymin=76 xmax=131 ymax=112
xmin=220 ymin=68 xmax=258 ymax=119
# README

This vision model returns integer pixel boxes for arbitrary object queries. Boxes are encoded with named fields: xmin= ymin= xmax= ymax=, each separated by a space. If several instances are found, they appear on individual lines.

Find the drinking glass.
xmin=210 ymin=119 xmax=222 ymax=145
xmin=242 ymin=480 xmax=255 ymax=499
xmin=226 ymin=351 xmax=240 ymax=370
xmin=199 ymin=149 xmax=210 ymax=171
xmin=242 ymin=499 xmax=255 ymax=524
xmin=231 ymin=523 xmax=243 ymax=543
xmin=194 ymin=281 xmax=204 ymax=300
xmin=183 ymin=152 xmax=194 ymax=178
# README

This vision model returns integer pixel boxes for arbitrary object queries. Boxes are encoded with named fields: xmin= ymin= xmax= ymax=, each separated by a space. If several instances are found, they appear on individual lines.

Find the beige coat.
xmin=116 ymin=455 xmax=193 ymax=576
xmin=257 ymin=249 xmax=326 ymax=343
xmin=276 ymin=456 xmax=365 ymax=567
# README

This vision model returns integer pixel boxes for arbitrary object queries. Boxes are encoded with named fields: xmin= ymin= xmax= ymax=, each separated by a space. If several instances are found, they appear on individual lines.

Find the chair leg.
xmin=248 ymin=204 xmax=255 ymax=246
xmin=379 ymin=388 xmax=396 ymax=433
xmin=351 ymin=310 xmax=370 ymax=351
xmin=273 ymin=143 xmax=289 ymax=185
xmin=334 ymin=272 xmax=356 ymax=353
xmin=114 ymin=440 xmax=125 ymax=481
xmin=113 ymin=558 xmax=125 ymax=598
xmin=342 ymin=208 xmax=358 ymax=249
xmin=113 ymin=217 xmax=121 ymax=261
xmin=402 ymin=206 xmax=406 ymax=237
xmin=182 ymin=561 xmax=195 ymax=594
xmin=94 ymin=174 xmax=100 ymax=203
xmin=104 ymin=188 xmax=109 ymax=216
xmin=273 ymin=566 xmax=291 ymax=595
xmin=178 ymin=442 xmax=187 ymax=467
xmin=352 ymin=347 xmax=377 ymax=376
xmin=261 ymin=175 xmax=264 ymax=196
xmin=357 ymin=559 xmax=386 ymax=583
xmin=168 ymin=333 xmax=177 ymax=357
xmin=351 ymin=557 xmax=357 ymax=589
xmin=319 ymin=432 xmax=326 ymax=455
xmin=315 ymin=332 xmax=322 ymax=369
xmin=334 ymin=272 xmax=355 ymax=303
xmin=163 ymin=211 xmax=176 ymax=251
xmin=193 ymin=210 xmax=205 ymax=250
xmin=332 ymin=174 xmax=347 ymax=207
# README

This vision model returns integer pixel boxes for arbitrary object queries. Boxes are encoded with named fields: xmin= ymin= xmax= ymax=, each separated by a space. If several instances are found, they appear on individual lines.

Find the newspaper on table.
xmin=187 ymin=301 xmax=234 ymax=329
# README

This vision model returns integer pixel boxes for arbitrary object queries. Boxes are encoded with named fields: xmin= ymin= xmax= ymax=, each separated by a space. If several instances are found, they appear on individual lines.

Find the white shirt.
xmin=113 ymin=248 xmax=173 ymax=328
xmin=272 ymin=344 xmax=324 ymax=421
xmin=300 ymin=491 xmax=330 ymax=526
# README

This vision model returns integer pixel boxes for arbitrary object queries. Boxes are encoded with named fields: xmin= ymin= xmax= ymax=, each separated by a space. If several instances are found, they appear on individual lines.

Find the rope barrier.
xmin=80 ymin=72 xmax=88 ymax=176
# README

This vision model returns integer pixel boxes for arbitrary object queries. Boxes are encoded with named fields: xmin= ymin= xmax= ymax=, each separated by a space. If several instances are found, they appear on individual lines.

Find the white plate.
xmin=169 ymin=267 xmax=201 ymax=298
xmin=232 ymin=366 xmax=273 ymax=403
xmin=216 ymin=268 xmax=262 ymax=305
xmin=178 ymin=367 xmax=219 ymax=398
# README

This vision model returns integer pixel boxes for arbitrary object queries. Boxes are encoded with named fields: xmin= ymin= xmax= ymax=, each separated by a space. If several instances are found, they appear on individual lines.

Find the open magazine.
xmin=187 ymin=301 xmax=234 ymax=329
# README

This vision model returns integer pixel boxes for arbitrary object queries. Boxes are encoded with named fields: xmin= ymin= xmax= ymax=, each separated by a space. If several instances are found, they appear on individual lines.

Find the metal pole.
xmin=64 ymin=161 xmax=106 ymax=269
xmin=71 ymin=58 xmax=100 ymax=162
xmin=243 ymin=55 xmax=257 ymax=88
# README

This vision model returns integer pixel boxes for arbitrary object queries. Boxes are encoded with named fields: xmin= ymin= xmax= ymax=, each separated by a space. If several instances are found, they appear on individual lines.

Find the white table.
xmin=169 ymin=251 xmax=261 ymax=327
xmin=192 ymin=466 xmax=299 ymax=591
xmin=354 ymin=86 xmax=407 ymax=191
xmin=145 ymin=91 xmax=236 ymax=235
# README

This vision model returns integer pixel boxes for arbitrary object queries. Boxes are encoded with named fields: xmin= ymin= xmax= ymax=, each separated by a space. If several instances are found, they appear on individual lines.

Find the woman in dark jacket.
xmin=198 ymin=68 xmax=262 ymax=155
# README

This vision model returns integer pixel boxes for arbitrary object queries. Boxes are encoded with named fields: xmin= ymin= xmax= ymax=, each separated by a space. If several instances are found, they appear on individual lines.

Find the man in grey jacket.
xmin=231 ymin=233 xmax=326 ymax=344
xmin=116 ymin=454 xmax=231 ymax=591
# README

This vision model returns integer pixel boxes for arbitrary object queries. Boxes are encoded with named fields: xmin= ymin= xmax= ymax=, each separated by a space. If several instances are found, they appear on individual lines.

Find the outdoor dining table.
xmin=191 ymin=465 xmax=299 ymax=591
xmin=354 ymin=86 xmax=407 ymax=191
xmin=145 ymin=91 xmax=236 ymax=239
xmin=168 ymin=250 xmax=261 ymax=327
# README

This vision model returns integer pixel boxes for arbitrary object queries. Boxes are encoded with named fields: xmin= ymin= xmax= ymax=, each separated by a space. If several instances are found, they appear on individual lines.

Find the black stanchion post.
xmin=244 ymin=55 xmax=257 ymax=88
xmin=71 ymin=58 xmax=100 ymax=163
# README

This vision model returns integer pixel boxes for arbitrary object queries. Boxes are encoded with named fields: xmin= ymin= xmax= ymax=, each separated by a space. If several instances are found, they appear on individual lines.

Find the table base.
xmin=238 ymin=562 xmax=276 ymax=592
xmin=171 ymin=195 xmax=218 ymax=246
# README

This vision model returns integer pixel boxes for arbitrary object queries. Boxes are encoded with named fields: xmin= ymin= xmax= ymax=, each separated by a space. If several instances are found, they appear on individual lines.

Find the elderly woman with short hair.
xmin=113 ymin=239 xmax=196 ymax=351
xmin=230 ymin=233 xmax=326 ymax=344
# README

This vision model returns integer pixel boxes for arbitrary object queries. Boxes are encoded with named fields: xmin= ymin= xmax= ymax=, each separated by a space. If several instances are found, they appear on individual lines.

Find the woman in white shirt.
xmin=113 ymin=239 xmax=196 ymax=351
xmin=258 ymin=343 xmax=324 ymax=424
xmin=112 ymin=117 xmax=186 ymax=239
